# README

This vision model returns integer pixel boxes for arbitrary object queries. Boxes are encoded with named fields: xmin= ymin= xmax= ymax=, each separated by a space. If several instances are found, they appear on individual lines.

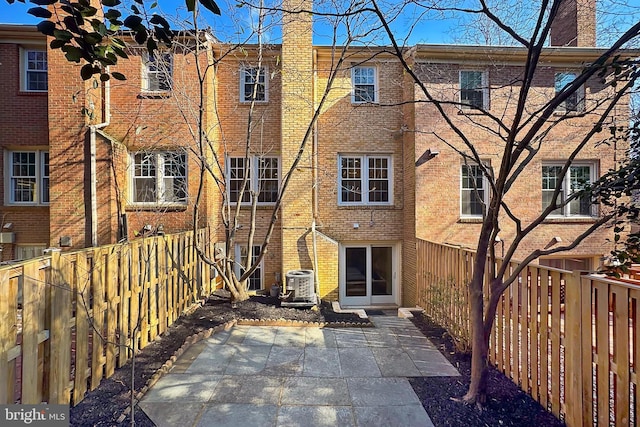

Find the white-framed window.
xmin=142 ymin=52 xmax=173 ymax=92
xmin=24 ymin=49 xmax=47 ymax=92
xmin=542 ymin=162 xmax=596 ymax=217
xmin=240 ymin=66 xmax=267 ymax=102
xmin=131 ymin=151 xmax=187 ymax=205
xmin=459 ymin=70 xmax=487 ymax=110
xmin=554 ymin=72 xmax=584 ymax=113
xmin=460 ymin=163 xmax=489 ymax=217
xmin=6 ymin=150 xmax=49 ymax=205
xmin=351 ymin=66 xmax=377 ymax=104
xmin=339 ymin=155 xmax=392 ymax=205
xmin=234 ymin=245 xmax=263 ymax=291
xmin=227 ymin=156 xmax=280 ymax=204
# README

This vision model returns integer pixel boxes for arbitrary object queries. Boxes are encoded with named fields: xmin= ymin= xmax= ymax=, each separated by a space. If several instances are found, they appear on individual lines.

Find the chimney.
xmin=550 ymin=0 xmax=596 ymax=47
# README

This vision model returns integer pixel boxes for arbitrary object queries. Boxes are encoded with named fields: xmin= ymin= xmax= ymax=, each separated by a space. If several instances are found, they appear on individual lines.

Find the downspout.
xmin=311 ymin=48 xmax=320 ymax=299
xmin=89 ymin=70 xmax=111 ymax=247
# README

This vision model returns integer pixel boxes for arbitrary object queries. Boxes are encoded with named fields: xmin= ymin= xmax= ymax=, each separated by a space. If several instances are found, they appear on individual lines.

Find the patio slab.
xmin=141 ymin=316 xmax=459 ymax=427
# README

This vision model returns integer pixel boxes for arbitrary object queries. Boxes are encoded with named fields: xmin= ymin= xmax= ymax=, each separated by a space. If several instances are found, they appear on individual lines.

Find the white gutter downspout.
xmin=89 ymin=70 xmax=111 ymax=247
xmin=312 ymin=48 xmax=320 ymax=299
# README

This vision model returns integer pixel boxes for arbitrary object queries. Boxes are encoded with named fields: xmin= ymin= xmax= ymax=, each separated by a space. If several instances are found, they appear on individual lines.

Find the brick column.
xmin=280 ymin=0 xmax=315 ymax=274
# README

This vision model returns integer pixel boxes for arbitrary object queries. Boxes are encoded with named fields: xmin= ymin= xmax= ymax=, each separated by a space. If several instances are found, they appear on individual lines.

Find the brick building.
xmin=0 ymin=0 xmax=632 ymax=307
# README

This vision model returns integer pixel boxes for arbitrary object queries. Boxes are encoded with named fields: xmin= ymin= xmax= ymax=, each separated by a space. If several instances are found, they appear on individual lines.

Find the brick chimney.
xmin=280 ymin=0 xmax=315 ymax=274
xmin=550 ymin=0 xmax=596 ymax=47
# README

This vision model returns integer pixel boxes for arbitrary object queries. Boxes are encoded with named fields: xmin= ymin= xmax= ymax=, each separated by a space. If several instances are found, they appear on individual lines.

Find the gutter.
xmin=88 ymin=69 xmax=111 ymax=247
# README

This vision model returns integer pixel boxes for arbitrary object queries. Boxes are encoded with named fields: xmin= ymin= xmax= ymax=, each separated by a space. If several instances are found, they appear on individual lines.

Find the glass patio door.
xmin=341 ymin=244 xmax=396 ymax=306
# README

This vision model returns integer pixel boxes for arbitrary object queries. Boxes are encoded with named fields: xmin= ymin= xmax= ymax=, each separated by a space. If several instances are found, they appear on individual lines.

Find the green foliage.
xmin=7 ymin=0 xmax=221 ymax=80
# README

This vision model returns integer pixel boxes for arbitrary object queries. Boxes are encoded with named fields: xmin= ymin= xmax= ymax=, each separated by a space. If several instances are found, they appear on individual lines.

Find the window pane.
xmin=26 ymin=51 xmax=47 ymax=91
xmin=133 ymin=153 xmax=157 ymax=202
xmin=461 ymin=164 xmax=485 ymax=216
xmin=541 ymin=166 xmax=564 ymax=215
xmin=368 ymin=157 xmax=389 ymax=202
xmin=555 ymin=72 xmax=581 ymax=112
xmin=353 ymin=67 xmax=376 ymax=103
xmin=371 ymin=246 xmax=393 ymax=296
xmin=346 ymin=247 xmax=367 ymax=297
xmin=145 ymin=53 xmax=172 ymax=91
xmin=229 ymin=157 xmax=251 ymax=203
xmin=341 ymin=157 xmax=362 ymax=202
xmin=243 ymin=68 xmax=266 ymax=101
xmin=257 ymin=157 xmax=279 ymax=203
xmin=460 ymin=71 xmax=483 ymax=108
xmin=569 ymin=166 xmax=591 ymax=216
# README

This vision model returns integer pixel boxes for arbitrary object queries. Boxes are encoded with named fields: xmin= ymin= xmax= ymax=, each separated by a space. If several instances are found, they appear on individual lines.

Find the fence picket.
xmin=613 ymin=286 xmax=630 ymax=426
xmin=21 ymin=262 xmax=41 ymax=403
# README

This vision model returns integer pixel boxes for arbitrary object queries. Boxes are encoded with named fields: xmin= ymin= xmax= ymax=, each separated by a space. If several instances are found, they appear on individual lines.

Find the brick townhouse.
xmin=0 ymin=0 xmax=630 ymax=307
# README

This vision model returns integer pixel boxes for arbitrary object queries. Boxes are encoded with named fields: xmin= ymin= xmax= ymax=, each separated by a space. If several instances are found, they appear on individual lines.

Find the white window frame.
xmin=234 ymin=244 xmax=263 ymax=291
xmin=554 ymin=72 xmax=585 ymax=113
xmin=240 ymin=66 xmax=268 ymax=103
xmin=351 ymin=65 xmax=378 ymax=104
xmin=459 ymin=70 xmax=488 ymax=110
xmin=542 ymin=162 xmax=597 ymax=217
xmin=338 ymin=154 xmax=393 ymax=206
xmin=5 ymin=150 xmax=49 ymax=205
xmin=130 ymin=151 xmax=187 ymax=206
xmin=227 ymin=156 xmax=280 ymax=205
xmin=142 ymin=52 xmax=173 ymax=92
xmin=22 ymin=49 xmax=48 ymax=92
xmin=460 ymin=162 xmax=489 ymax=218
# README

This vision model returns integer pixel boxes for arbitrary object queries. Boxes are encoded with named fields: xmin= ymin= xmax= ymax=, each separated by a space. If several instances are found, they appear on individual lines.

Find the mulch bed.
xmin=69 ymin=293 xmax=564 ymax=426
xmin=409 ymin=312 xmax=565 ymax=426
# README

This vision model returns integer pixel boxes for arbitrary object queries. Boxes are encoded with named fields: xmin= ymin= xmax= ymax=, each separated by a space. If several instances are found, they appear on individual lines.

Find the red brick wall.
xmin=0 ymin=39 xmax=50 ymax=261
xmin=411 ymin=59 xmax=626 ymax=266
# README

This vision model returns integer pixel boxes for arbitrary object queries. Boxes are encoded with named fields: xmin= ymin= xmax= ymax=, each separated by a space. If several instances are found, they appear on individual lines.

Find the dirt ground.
xmin=69 ymin=293 xmax=563 ymax=426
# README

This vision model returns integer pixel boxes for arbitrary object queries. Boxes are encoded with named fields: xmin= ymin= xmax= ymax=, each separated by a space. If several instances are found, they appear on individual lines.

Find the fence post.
xmin=48 ymin=250 xmax=71 ymax=404
xmin=563 ymin=271 xmax=583 ymax=426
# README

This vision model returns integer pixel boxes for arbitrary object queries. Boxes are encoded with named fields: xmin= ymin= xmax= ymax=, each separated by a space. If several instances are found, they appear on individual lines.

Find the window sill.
xmin=458 ymin=217 xmax=483 ymax=223
xmin=457 ymin=108 xmax=487 ymax=115
xmin=19 ymin=90 xmax=47 ymax=96
xmin=126 ymin=203 xmax=187 ymax=211
xmin=228 ymin=203 xmax=277 ymax=209
xmin=239 ymin=100 xmax=269 ymax=105
xmin=338 ymin=204 xmax=395 ymax=209
xmin=553 ymin=110 xmax=584 ymax=117
xmin=351 ymin=101 xmax=379 ymax=106
xmin=543 ymin=217 xmax=598 ymax=224
xmin=138 ymin=91 xmax=172 ymax=99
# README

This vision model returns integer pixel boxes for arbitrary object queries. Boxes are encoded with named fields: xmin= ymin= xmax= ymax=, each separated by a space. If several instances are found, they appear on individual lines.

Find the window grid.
xmin=144 ymin=53 xmax=172 ymax=92
xmin=340 ymin=155 xmax=391 ymax=205
xmin=237 ymin=245 xmax=262 ymax=291
xmin=26 ymin=50 xmax=47 ymax=91
xmin=555 ymin=72 xmax=583 ymax=112
xmin=257 ymin=157 xmax=279 ymax=203
xmin=132 ymin=152 xmax=187 ymax=204
xmin=8 ymin=150 xmax=49 ymax=204
xmin=541 ymin=164 xmax=594 ymax=217
xmin=460 ymin=71 xmax=484 ymax=109
xmin=352 ymin=66 xmax=376 ymax=103
xmin=461 ymin=164 xmax=486 ymax=217
xmin=241 ymin=67 xmax=266 ymax=102
xmin=228 ymin=156 xmax=280 ymax=204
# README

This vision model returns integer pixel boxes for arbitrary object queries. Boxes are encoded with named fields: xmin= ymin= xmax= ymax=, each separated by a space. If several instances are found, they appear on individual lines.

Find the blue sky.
xmin=0 ymin=0 xmax=456 ymax=44
xmin=1 ymin=0 xmax=639 ymax=46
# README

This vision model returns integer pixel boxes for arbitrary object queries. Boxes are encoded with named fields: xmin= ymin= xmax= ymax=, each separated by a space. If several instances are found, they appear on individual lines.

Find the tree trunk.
xmin=463 ymin=275 xmax=490 ymax=404
xmin=227 ymin=275 xmax=250 ymax=302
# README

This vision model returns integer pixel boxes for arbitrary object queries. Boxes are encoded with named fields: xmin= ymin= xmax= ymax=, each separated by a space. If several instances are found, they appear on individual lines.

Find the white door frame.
xmin=339 ymin=242 xmax=400 ymax=307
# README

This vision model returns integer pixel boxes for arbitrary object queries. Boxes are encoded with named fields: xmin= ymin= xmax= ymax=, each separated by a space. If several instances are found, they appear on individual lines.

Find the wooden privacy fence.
xmin=0 ymin=229 xmax=216 ymax=406
xmin=417 ymin=238 xmax=640 ymax=426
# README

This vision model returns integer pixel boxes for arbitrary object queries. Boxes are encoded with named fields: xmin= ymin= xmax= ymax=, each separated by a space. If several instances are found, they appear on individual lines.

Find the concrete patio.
xmin=139 ymin=315 xmax=460 ymax=427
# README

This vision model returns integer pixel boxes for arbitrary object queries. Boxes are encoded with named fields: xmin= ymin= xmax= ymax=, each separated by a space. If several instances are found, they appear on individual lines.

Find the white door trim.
xmin=339 ymin=242 xmax=400 ymax=307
